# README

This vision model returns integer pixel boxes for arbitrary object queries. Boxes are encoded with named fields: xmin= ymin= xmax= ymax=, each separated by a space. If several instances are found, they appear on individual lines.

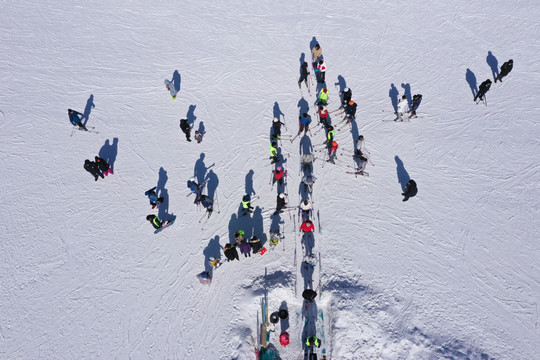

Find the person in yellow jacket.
xmin=318 ymin=88 xmax=329 ymax=105
xmin=269 ymin=141 xmax=278 ymax=164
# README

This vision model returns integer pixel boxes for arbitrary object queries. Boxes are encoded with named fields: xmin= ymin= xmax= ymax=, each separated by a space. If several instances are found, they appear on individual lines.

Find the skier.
xmin=239 ymin=241 xmax=251 ymax=257
xmin=224 ymin=243 xmax=240 ymax=261
xmin=317 ymin=88 xmax=329 ymax=105
xmin=208 ymin=256 xmax=221 ymax=269
xmin=325 ymin=125 xmax=335 ymax=145
xmin=300 ymin=219 xmax=315 ymax=233
xmin=273 ymin=193 xmax=288 ymax=215
xmin=179 ymin=119 xmax=192 ymax=142
xmin=272 ymin=117 xmax=285 ymax=139
xmin=396 ymin=95 xmax=409 ymax=121
xmin=316 ymin=59 xmax=326 ymax=83
xmin=272 ymin=165 xmax=287 ymax=186
xmin=234 ymin=230 xmax=245 ymax=244
xmin=353 ymin=149 xmax=368 ymax=174
xmin=340 ymin=87 xmax=352 ymax=108
xmin=327 ymin=141 xmax=338 ymax=164
xmin=495 ymin=59 xmax=513 ymax=82
xmin=302 ymin=288 xmax=317 ymax=302
xmin=146 ymin=214 xmax=165 ymax=230
xmin=94 ymin=156 xmax=113 ymax=176
xmin=68 ymin=109 xmax=87 ymax=131
xmin=409 ymin=94 xmax=422 ymax=118
xmin=194 ymin=130 xmax=204 ymax=143
xmin=301 ymin=153 xmax=315 ymax=172
xmin=249 ymin=236 xmax=262 ymax=253
xmin=311 ymin=43 xmax=322 ymax=64
xmin=196 ymin=194 xmax=214 ymax=215
xmin=241 ymin=195 xmax=254 ymax=215
xmin=299 ymin=199 xmax=313 ymax=217
xmin=318 ymin=105 xmax=329 ymax=127
xmin=301 ymin=174 xmax=317 ymax=192
xmin=196 ymin=271 xmax=212 ymax=285
xmin=269 ymin=232 xmax=281 ymax=248
xmin=84 ymin=159 xmax=103 ymax=181
xmin=298 ymin=113 xmax=312 ymax=136
xmin=298 ymin=61 xmax=310 ymax=89
xmin=270 ymin=141 xmax=279 ymax=164
xmin=145 ymin=186 xmax=164 ymax=209
xmin=305 ymin=336 xmax=321 ymax=348
xmin=474 ymin=79 xmax=492 ymax=102
xmin=344 ymin=100 xmax=357 ymax=122
xmin=280 ymin=331 xmax=290 ymax=347
xmin=164 ymin=79 xmax=178 ymax=100
xmin=402 ymin=179 xmax=418 ymax=202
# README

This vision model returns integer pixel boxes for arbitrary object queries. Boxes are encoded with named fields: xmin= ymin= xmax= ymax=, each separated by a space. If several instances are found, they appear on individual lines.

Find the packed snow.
xmin=1 ymin=1 xmax=539 ymax=359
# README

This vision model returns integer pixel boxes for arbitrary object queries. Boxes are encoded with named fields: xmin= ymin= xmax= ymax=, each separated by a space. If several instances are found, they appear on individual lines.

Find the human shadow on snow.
xmin=273 ymin=101 xmax=285 ymax=122
xmin=486 ymin=51 xmax=499 ymax=82
xmin=245 ymin=169 xmax=256 ymax=196
xmin=157 ymin=167 xmax=174 ymax=222
xmin=194 ymin=153 xmax=214 ymax=184
xmin=389 ymin=83 xmax=399 ymax=113
xmin=172 ymin=70 xmax=181 ymax=93
xmin=299 ymin=134 xmax=313 ymax=155
xmin=186 ymin=104 xmax=197 ymax=126
xmin=395 ymin=155 xmax=410 ymax=192
xmin=82 ymin=94 xmax=95 ymax=127
xmin=99 ymin=137 xmax=118 ymax=171
xmin=203 ymin=235 xmax=222 ymax=274
xmin=206 ymin=169 xmax=219 ymax=200
xmin=466 ymin=68 xmax=478 ymax=98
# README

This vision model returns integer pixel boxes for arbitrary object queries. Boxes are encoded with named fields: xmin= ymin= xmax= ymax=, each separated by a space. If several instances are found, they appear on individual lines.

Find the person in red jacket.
xmin=300 ymin=219 xmax=315 ymax=233
xmin=327 ymin=141 xmax=338 ymax=164
xmin=272 ymin=165 xmax=287 ymax=186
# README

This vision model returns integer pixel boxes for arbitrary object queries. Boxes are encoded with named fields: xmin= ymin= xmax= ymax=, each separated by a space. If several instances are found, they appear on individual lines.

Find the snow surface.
xmin=1 ymin=1 xmax=539 ymax=359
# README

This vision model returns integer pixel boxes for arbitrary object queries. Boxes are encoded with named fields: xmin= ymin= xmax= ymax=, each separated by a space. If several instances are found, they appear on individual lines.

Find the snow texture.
xmin=1 ymin=1 xmax=539 ymax=359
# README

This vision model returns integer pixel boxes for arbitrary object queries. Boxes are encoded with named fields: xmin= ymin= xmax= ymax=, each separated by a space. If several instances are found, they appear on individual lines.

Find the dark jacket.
xmin=500 ymin=60 xmax=513 ymax=76
xmin=94 ymin=156 xmax=109 ymax=172
xmin=224 ymin=243 xmax=239 ymax=261
xmin=276 ymin=195 xmax=287 ymax=210
xmin=479 ymin=79 xmax=492 ymax=94
xmin=180 ymin=119 xmax=190 ymax=133
xmin=341 ymin=89 xmax=352 ymax=104
xmin=68 ymin=109 xmax=82 ymax=125
xmin=299 ymin=62 xmax=309 ymax=81
xmin=302 ymin=289 xmax=317 ymax=301
xmin=249 ymin=237 xmax=262 ymax=253
xmin=404 ymin=180 xmax=418 ymax=198
xmin=84 ymin=160 xmax=99 ymax=174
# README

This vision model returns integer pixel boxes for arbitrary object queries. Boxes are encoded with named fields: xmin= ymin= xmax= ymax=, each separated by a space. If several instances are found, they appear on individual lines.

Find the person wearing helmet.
xmin=409 ymin=94 xmax=422 ymax=119
xmin=272 ymin=117 xmax=285 ymax=139
xmin=146 ymin=214 xmax=164 ymax=230
xmin=474 ymin=79 xmax=492 ymax=102
xmin=402 ymin=179 xmax=418 ymax=202
xmin=249 ymin=236 xmax=262 ymax=253
xmin=340 ymin=87 xmax=352 ymax=108
xmin=327 ymin=141 xmax=338 ymax=164
xmin=273 ymin=193 xmax=288 ymax=215
xmin=301 ymin=153 xmax=315 ymax=172
xmin=224 ymin=243 xmax=239 ymax=261
xmin=301 ymin=174 xmax=317 ymax=192
xmin=272 ymin=165 xmax=287 ymax=186
xmin=298 ymin=113 xmax=311 ymax=135
xmin=318 ymin=105 xmax=329 ymax=126
xmin=298 ymin=61 xmax=310 ymax=89
xmin=300 ymin=219 xmax=315 ymax=233
xmin=84 ymin=159 xmax=103 ymax=181
xmin=299 ymin=199 xmax=313 ymax=217
xmin=396 ymin=95 xmax=409 ymax=121
xmin=318 ymin=88 xmax=329 ymax=105
xmin=316 ymin=59 xmax=326 ymax=83
xmin=495 ymin=59 xmax=513 ymax=83
xmin=325 ymin=125 xmax=335 ymax=145
xmin=164 ymin=79 xmax=178 ymax=100
xmin=269 ymin=141 xmax=279 ymax=164
xmin=311 ymin=43 xmax=322 ymax=63
xmin=344 ymin=100 xmax=357 ymax=122
xmin=241 ymin=195 xmax=254 ymax=215
xmin=68 ymin=109 xmax=87 ymax=131
xmin=196 ymin=271 xmax=212 ymax=285
xmin=145 ymin=186 xmax=164 ymax=209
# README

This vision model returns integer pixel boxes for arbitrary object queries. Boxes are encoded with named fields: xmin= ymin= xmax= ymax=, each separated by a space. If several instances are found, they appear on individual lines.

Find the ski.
xmin=346 ymin=170 xmax=369 ymax=177
xmin=186 ymin=178 xmax=210 ymax=197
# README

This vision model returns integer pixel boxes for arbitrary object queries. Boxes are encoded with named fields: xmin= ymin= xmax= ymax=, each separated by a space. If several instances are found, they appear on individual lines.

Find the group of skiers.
xmin=474 ymin=59 xmax=513 ymax=103
xmin=83 ymin=156 xmax=113 ymax=181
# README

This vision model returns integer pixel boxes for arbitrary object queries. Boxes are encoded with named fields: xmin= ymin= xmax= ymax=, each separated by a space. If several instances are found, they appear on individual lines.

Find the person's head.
xmin=271 ymin=141 xmax=277 ymax=147
xmin=95 ymin=156 xmax=100 ymax=162
xmin=302 ymin=112 xmax=308 ymax=118
xmin=85 ymin=159 xmax=91 ymax=164
xmin=508 ymin=59 xmax=513 ymax=64
xmin=278 ymin=193 xmax=285 ymax=199
xmin=344 ymin=87 xmax=349 ymax=92
xmin=318 ymin=105 xmax=324 ymax=110
xmin=243 ymin=194 xmax=250 ymax=201
xmin=401 ymin=95 xmax=406 ymax=100
xmin=349 ymin=100 xmax=355 ymax=106
xmin=68 ymin=109 xmax=73 ymax=113
xmin=327 ymin=125 xmax=333 ymax=131
xmin=304 ymin=199 xmax=309 ymax=206
xmin=276 ymin=165 xmax=282 ymax=172
xmin=315 ymin=44 xmax=320 ymax=49
xmin=305 ymin=220 xmax=312 ymax=225
xmin=200 ymin=272 xmax=208 ymax=279
xmin=273 ymin=117 xmax=279 ymax=123
xmin=332 ymin=141 xmax=338 ymax=148
xmin=358 ymin=135 xmax=364 ymax=141
xmin=323 ymin=88 xmax=327 ymax=93
xmin=146 ymin=215 xmax=153 ymax=221
xmin=319 ymin=60 xmax=324 ymax=65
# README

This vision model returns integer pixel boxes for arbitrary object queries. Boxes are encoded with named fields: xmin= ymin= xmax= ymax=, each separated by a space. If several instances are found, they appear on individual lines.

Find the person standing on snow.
xmin=196 ymin=194 xmax=214 ymax=215
xmin=316 ymin=59 xmax=326 ymax=83
xmin=68 ymin=109 xmax=87 ymax=131
xmin=239 ymin=241 xmax=251 ymax=257
xmin=402 ymin=179 xmax=418 ymax=202
xmin=305 ymin=336 xmax=321 ymax=348
xmin=300 ymin=219 xmax=315 ymax=234
xmin=241 ymin=195 xmax=254 ymax=215
xmin=249 ymin=236 xmax=262 ymax=253
xmin=327 ymin=141 xmax=338 ymax=164
xmin=84 ymin=159 xmax=103 ymax=181
xmin=299 ymin=199 xmax=313 ymax=217
xmin=224 ymin=243 xmax=240 ymax=261
xmin=495 ymin=59 xmax=513 ymax=83
xmin=179 ymin=119 xmax=192 ymax=142
xmin=474 ymin=79 xmax=492 ymax=102
xmin=272 ymin=165 xmax=287 ymax=186
xmin=344 ymin=100 xmax=357 ymax=122
xmin=311 ymin=44 xmax=322 ymax=64
xmin=298 ymin=113 xmax=311 ymax=136
xmin=317 ymin=88 xmax=329 ymax=105
xmin=194 ymin=130 xmax=204 ymax=143
xmin=301 ymin=153 xmax=315 ymax=172
xmin=325 ymin=125 xmax=335 ymax=145
xmin=301 ymin=174 xmax=317 ymax=192
xmin=164 ymin=79 xmax=178 ymax=100
xmin=95 ymin=156 xmax=113 ymax=176
xmin=270 ymin=141 xmax=279 ymax=164
xmin=145 ymin=186 xmax=164 ymax=209
xmin=302 ymin=288 xmax=317 ymax=302
xmin=273 ymin=193 xmax=288 ymax=215
xmin=272 ymin=117 xmax=286 ymax=139
xmin=409 ymin=94 xmax=422 ymax=118
xmin=318 ymin=105 xmax=329 ymax=127
xmin=396 ymin=95 xmax=409 ymax=121
xmin=196 ymin=271 xmax=212 ymax=285
xmin=146 ymin=214 xmax=165 ymax=230
xmin=298 ymin=61 xmax=310 ymax=89
xmin=340 ymin=87 xmax=352 ymax=108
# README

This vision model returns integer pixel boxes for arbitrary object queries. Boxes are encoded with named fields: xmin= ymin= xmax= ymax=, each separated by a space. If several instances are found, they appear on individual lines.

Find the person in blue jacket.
xmin=145 ymin=187 xmax=164 ymax=209
xmin=68 ymin=109 xmax=87 ymax=131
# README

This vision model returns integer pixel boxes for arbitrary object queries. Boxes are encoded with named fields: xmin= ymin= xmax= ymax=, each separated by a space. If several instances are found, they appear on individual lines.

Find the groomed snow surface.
xmin=1 ymin=1 xmax=539 ymax=359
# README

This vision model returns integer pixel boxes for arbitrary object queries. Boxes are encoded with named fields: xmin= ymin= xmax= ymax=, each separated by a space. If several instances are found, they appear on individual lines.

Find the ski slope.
xmin=1 ymin=1 xmax=539 ymax=359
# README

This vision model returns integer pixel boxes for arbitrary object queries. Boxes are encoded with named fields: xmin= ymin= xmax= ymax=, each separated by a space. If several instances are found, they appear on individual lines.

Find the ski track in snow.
xmin=1 ymin=1 xmax=540 ymax=359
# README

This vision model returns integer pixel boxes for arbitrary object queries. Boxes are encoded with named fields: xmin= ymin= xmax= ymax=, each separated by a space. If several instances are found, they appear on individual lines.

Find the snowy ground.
xmin=1 ymin=1 xmax=539 ymax=359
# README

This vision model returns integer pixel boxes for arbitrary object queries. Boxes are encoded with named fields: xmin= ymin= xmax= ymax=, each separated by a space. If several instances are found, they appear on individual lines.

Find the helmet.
xmin=323 ymin=88 xmax=328 ymax=93
xmin=279 ymin=193 xmax=285 ymax=199
xmin=344 ymin=87 xmax=349 ymax=92
xmin=328 ymin=125 xmax=333 ymax=130
xmin=200 ymin=272 xmax=207 ymax=278
xmin=243 ymin=194 xmax=250 ymax=201
xmin=358 ymin=135 xmax=364 ymax=141
xmin=271 ymin=141 xmax=277 ymax=147
xmin=276 ymin=165 xmax=282 ymax=172
xmin=349 ymin=100 xmax=355 ymax=105
xmin=332 ymin=141 xmax=338 ymax=147
xmin=273 ymin=117 xmax=279 ymax=123
xmin=304 ymin=199 xmax=309 ymax=205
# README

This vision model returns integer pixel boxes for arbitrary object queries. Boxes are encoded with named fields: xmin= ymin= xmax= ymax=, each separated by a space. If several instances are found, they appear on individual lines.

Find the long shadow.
xmin=187 ymin=105 xmax=197 ymax=126
xmin=203 ymin=235 xmax=222 ymax=274
xmin=335 ymin=75 xmax=346 ymax=93
xmin=301 ymin=260 xmax=315 ymax=290
xmin=389 ymin=83 xmax=399 ymax=113
xmin=279 ymin=301 xmax=290 ymax=332
xmin=228 ymin=212 xmax=255 ymax=245
xmin=245 ymin=169 xmax=256 ymax=196
xmin=395 ymin=156 xmax=410 ymax=192
xmin=350 ymin=119 xmax=359 ymax=151
xmin=297 ymin=97 xmax=309 ymax=119
xmin=206 ymin=170 xmax=219 ymax=200
xmin=99 ymin=137 xmax=118 ymax=171
xmin=273 ymin=101 xmax=285 ymax=122
xmin=401 ymin=82 xmax=412 ymax=104
xmin=194 ymin=153 xmax=214 ymax=184
xmin=301 ymin=299 xmax=318 ymax=352
xmin=299 ymin=53 xmax=306 ymax=74
xmin=172 ymin=70 xmax=181 ymax=93
xmin=486 ymin=51 xmax=499 ymax=81
xmin=156 ymin=167 xmax=172 ymax=221
xmin=82 ymin=94 xmax=95 ymax=127
xmin=252 ymin=207 xmax=266 ymax=244
xmin=466 ymin=68 xmax=478 ymax=98
xmin=300 ymin=134 xmax=313 ymax=155
xmin=302 ymin=232 xmax=315 ymax=257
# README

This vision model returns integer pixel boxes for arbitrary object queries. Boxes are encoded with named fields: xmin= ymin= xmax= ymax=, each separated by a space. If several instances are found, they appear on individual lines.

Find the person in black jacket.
xmin=298 ymin=61 xmax=310 ymax=89
xmin=340 ymin=87 xmax=352 ymax=108
xmin=84 ymin=159 xmax=103 ymax=181
xmin=95 ymin=156 xmax=113 ymax=176
xmin=495 ymin=59 xmax=513 ymax=82
xmin=273 ymin=193 xmax=287 ymax=215
xmin=179 ymin=119 xmax=192 ymax=142
xmin=402 ymin=179 xmax=418 ymax=202
xmin=224 ymin=243 xmax=239 ymax=261
xmin=474 ymin=79 xmax=492 ymax=102
xmin=249 ymin=236 xmax=262 ymax=253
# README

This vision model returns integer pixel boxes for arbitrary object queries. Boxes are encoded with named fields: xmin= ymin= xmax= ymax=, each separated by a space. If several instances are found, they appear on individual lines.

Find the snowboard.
xmin=154 ymin=219 xmax=175 ymax=234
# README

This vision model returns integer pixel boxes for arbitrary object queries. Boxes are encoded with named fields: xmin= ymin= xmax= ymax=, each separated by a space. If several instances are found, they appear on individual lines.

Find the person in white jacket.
xmin=396 ymin=95 xmax=409 ymax=121
xmin=164 ymin=79 xmax=178 ymax=100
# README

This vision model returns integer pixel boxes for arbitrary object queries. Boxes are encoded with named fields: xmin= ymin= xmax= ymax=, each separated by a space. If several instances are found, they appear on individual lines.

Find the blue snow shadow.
xmin=203 ymin=235 xmax=222 ymax=274
xmin=156 ymin=167 xmax=174 ymax=222
xmin=172 ymin=70 xmax=181 ymax=93
xmin=395 ymin=155 xmax=410 ymax=192
xmin=99 ymin=137 xmax=118 ymax=171
xmin=486 ymin=51 xmax=499 ymax=82
xmin=194 ymin=153 xmax=214 ymax=184
xmin=82 ymin=94 xmax=95 ymax=127
xmin=466 ymin=68 xmax=478 ymax=98
xmin=389 ymin=83 xmax=399 ymax=113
